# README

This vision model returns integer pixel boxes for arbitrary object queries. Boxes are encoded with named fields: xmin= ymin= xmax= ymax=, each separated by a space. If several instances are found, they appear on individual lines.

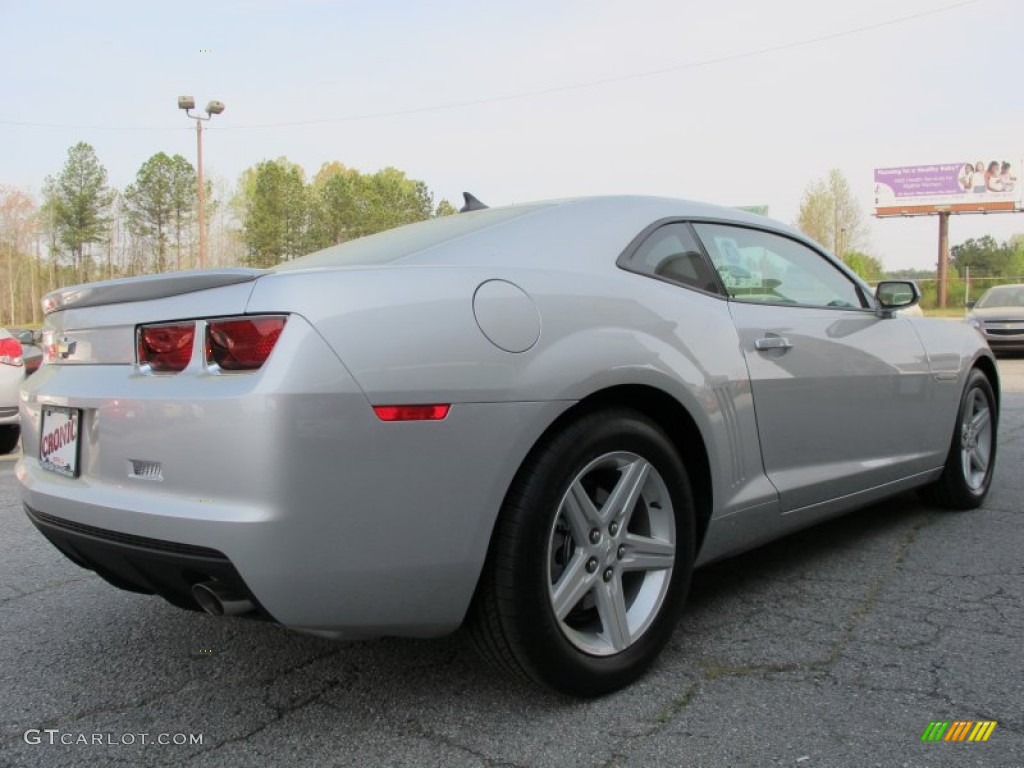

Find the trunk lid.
xmin=42 ymin=270 xmax=265 ymax=366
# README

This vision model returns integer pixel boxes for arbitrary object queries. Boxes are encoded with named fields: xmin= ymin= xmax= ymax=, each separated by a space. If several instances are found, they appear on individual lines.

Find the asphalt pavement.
xmin=1 ymin=362 xmax=1022 ymax=768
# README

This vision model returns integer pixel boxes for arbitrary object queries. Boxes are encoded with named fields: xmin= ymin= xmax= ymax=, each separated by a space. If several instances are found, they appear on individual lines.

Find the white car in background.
xmin=0 ymin=328 xmax=26 ymax=454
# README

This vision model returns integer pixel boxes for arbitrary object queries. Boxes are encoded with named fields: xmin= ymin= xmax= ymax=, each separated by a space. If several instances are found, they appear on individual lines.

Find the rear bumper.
xmin=17 ymin=311 xmax=569 ymax=636
xmin=1 ymin=366 xmax=21 ymax=426
xmin=24 ymin=504 xmax=271 ymax=618
xmin=17 ymin=396 xmax=562 ymax=637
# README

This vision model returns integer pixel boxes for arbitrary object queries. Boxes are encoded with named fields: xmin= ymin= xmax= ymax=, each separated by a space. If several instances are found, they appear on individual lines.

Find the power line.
xmin=228 ymin=0 xmax=979 ymax=130
xmin=0 ymin=0 xmax=979 ymax=133
xmin=0 ymin=120 xmax=188 ymax=132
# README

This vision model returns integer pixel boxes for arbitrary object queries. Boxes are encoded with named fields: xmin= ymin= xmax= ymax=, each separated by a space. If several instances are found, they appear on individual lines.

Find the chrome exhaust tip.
xmin=192 ymin=581 xmax=254 ymax=617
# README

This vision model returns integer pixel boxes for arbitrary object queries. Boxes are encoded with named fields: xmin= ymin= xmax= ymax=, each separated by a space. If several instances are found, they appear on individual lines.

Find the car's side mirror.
xmin=875 ymin=280 xmax=921 ymax=318
xmin=966 ymin=300 xmax=977 ymax=310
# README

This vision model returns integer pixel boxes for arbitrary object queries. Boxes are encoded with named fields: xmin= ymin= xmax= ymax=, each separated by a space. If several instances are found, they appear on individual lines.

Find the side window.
xmin=625 ymin=223 xmax=722 ymax=294
xmin=692 ymin=223 xmax=865 ymax=309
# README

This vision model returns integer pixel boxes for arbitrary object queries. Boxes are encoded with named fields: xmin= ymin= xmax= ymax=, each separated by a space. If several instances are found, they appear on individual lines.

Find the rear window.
xmin=271 ymin=204 xmax=552 ymax=271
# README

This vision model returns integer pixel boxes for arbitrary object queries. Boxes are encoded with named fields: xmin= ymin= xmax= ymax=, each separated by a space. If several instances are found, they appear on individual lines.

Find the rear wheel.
xmin=919 ymin=368 xmax=997 ymax=509
xmin=468 ymin=409 xmax=695 ymax=697
xmin=0 ymin=426 xmax=19 ymax=455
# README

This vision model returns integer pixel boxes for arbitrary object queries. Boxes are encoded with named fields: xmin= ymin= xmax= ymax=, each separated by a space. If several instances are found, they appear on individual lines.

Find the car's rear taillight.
xmin=205 ymin=316 xmax=287 ymax=371
xmin=0 ymin=338 xmax=24 ymax=367
xmin=137 ymin=323 xmax=195 ymax=373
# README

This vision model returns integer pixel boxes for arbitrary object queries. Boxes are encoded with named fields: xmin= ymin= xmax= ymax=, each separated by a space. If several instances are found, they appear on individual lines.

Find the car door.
xmin=617 ymin=221 xmax=780 ymax=524
xmin=691 ymin=222 xmax=938 ymax=515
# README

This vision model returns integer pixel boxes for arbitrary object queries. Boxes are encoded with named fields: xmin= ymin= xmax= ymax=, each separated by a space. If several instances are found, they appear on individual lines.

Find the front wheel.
xmin=919 ymin=368 xmax=997 ymax=509
xmin=468 ymin=409 xmax=695 ymax=697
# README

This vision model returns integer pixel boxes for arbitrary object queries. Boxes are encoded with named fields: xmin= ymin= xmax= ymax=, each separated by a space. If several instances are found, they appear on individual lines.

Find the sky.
xmin=2 ymin=0 xmax=1022 ymax=271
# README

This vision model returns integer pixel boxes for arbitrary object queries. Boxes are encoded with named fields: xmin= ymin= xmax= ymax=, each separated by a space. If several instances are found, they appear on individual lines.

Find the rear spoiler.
xmin=42 ymin=269 xmax=265 ymax=315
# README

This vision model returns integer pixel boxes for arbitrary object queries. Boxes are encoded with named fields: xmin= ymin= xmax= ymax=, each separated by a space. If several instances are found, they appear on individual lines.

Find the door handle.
xmin=754 ymin=336 xmax=792 ymax=351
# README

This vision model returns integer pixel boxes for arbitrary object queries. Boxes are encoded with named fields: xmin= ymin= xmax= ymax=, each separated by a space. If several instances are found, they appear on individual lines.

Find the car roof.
xmin=275 ymin=195 xmax=815 ymax=273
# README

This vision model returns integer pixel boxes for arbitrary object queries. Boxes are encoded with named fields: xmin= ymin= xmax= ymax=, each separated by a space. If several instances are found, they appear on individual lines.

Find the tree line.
xmin=0 ymin=142 xmax=455 ymax=324
xmin=4 ymin=152 xmax=1022 ymax=324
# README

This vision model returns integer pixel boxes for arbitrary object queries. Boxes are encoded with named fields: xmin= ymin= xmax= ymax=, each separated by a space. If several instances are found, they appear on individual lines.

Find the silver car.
xmin=17 ymin=196 xmax=999 ymax=696
xmin=966 ymin=283 xmax=1024 ymax=354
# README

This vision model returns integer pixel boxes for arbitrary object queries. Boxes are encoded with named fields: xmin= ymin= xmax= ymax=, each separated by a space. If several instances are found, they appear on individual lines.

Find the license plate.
xmin=40 ymin=406 xmax=81 ymax=478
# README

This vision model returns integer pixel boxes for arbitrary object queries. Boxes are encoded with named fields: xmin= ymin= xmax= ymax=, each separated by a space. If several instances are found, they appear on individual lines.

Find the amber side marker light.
xmin=373 ymin=405 xmax=451 ymax=422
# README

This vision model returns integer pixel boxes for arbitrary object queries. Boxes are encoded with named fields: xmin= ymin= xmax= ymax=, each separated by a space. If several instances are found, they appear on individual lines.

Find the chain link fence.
xmin=912 ymin=273 xmax=1024 ymax=310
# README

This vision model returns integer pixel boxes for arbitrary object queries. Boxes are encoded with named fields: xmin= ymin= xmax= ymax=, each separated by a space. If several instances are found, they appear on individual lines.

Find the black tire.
xmin=0 ymin=426 xmax=19 ymax=455
xmin=919 ymin=368 xmax=997 ymax=510
xmin=467 ymin=409 xmax=695 ymax=697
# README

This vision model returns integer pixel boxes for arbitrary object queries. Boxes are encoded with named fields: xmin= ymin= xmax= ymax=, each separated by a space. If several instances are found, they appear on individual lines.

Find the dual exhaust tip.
xmin=191 ymin=581 xmax=254 ymax=617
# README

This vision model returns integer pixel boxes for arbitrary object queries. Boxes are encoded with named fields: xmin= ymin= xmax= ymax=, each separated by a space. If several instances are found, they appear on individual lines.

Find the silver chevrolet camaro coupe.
xmin=17 ymin=196 xmax=999 ymax=696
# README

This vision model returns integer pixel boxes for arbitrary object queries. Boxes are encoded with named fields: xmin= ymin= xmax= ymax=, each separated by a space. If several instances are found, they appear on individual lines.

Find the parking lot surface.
xmin=2 ymin=361 xmax=1023 ymax=767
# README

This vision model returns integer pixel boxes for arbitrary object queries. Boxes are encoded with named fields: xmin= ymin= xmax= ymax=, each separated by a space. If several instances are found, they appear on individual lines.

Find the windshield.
xmin=976 ymin=285 xmax=1024 ymax=308
xmin=271 ymin=204 xmax=552 ymax=271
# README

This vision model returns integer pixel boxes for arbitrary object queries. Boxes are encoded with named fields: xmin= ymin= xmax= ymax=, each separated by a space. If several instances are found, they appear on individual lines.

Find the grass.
xmin=921 ymin=307 xmax=969 ymax=318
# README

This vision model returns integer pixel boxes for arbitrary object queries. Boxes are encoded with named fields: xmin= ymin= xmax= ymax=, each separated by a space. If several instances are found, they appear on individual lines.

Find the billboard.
xmin=873 ymin=159 xmax=1022 ymax=216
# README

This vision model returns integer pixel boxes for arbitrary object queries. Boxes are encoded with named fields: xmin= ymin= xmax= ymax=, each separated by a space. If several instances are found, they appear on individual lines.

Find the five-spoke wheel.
xmin=468 ymin=409 xmax=694 ymax=697
xmin=921 ymin=368 xmax=998 ymax=509
xmin=547 ymin=452 xmax=676 ymax=656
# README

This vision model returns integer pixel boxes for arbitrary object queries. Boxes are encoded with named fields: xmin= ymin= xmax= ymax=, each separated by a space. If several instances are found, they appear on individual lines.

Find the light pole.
xmin=178 ymin=95 xmax=224 ymax=269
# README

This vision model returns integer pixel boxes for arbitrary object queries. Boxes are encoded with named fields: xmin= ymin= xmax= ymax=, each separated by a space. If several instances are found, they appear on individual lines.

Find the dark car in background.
xmin=967 ymin=284 xmax=1024 ymax=355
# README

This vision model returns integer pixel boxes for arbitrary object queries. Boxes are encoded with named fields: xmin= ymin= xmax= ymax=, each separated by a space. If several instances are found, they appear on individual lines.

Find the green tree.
xmin=796 ymin=169 xmax=867 ymax=260
xmin=950 ymin=235 xmax=1023 ymax=278
xmin=238 ymin=159 xmax=446 ymax=262
xmin=353 ymin=167 xmax=434 ymax=236
xmin=306 ymin=162 xmax=365 ymax=250
xmin=305 ymin=163 xmax=438 ymax=251
xmin=240 ymin=158 xmax=309 ymax=267
xmin=42 ymin=142 xmax=114 ymax=281
xmin=0 ymin=186 xmax=38 ymax=324
xmin=123 ymin=153 xmax=198 ymax=273
xmin=844 ymin=251 xmax=885 ymax=281
xmin=435 ymin=199 xmax=458 ymax=217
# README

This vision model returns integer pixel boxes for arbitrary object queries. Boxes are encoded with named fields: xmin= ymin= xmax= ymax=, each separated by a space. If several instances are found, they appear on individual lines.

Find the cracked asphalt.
xmin=2 ymin=361 xmax=1023 ymax=768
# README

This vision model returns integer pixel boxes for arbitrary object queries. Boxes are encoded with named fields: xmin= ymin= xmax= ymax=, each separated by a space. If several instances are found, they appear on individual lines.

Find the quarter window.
xmin=692 ymin=223 xmax=865 ymax=309
xmin=625 ymin=223 xmax=722 ymax=294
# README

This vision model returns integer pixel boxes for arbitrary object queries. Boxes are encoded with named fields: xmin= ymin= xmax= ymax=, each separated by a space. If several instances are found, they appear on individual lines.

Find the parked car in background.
xmin=8 ymin=328 xmax=43 ymax=374
xmin=0 ymin=328 xmax=26 ymax=453
xmin=967 ymin=284 xmax=1024 ymax=354
xmin=16 ymin=196 xmax=1000 ymax=696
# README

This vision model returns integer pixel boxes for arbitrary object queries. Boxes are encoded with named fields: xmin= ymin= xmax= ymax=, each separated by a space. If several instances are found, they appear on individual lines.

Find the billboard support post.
xmin=874 ymin=159 xmax=1022 ymax=311
xmin=937 ymin=212 xmax=949 ymax=308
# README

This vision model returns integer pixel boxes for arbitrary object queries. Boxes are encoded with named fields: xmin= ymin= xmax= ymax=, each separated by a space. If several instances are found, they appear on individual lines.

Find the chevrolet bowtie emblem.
xmin=57 ymin=337 xmax=77 ymax=359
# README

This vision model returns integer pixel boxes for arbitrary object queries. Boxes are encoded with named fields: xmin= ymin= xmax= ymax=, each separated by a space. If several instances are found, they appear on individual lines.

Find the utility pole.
xmin=177 ymin=96 xmax=225 ymax=269
xmin=937 ymin=212 xmax=950 ymax=308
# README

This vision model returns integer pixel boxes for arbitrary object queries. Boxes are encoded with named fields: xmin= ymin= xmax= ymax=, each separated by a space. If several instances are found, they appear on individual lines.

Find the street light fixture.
xmin=178 ymin=95 xmax=224 ymax=269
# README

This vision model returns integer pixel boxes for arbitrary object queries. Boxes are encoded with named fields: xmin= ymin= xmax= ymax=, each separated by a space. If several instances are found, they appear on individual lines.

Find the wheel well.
xmin=973 ymin=356 xmax=1000 ymax=410
xmin=539 ymin=385 xmax=714 ymax=553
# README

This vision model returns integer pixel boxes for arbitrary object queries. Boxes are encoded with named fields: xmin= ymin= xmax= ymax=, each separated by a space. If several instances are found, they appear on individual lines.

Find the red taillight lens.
xmin=137 ymin=323 xmax=195 ymax=373
xmin=373 ymin=404 xmax=451 ymax=422
xmin=205 ymin=316 xmax=287 ymax=371
xmin=0 ymin=337 xmax=24 ymax=367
